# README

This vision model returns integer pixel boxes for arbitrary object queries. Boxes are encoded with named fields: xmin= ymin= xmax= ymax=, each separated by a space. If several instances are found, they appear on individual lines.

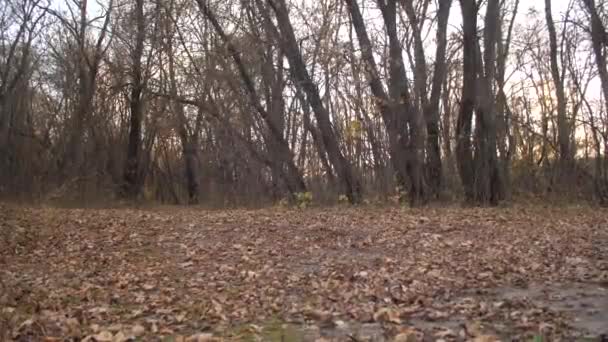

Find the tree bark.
xmin=402 ymin=0 xmax=453 ymax=198
xmin=268 ymin=0 xmax=362 ymax=204
xmin=456 ymin=0 xmax=504 ymax=205
xmin=456 ymin=0 xmax=477 ymax=201
xmin=582 ymin=0 xmax=608 ymax=131
xmin=50 ymin=0 xmax=113 ymax=179
xmin=495 ymin=0 xmax=519 ymax=199
xmin=0 ymin=0 xmax=44 ymax=148
xmin=545 ymin=0 xmax=572 ymax=179
xmin=122 ymin=0 xmax=146 ymax=198
xmin=165 ymin=0 xmax=200 ymax=204
xmin=345 ymin=0 xmax=407 ymax=195
xmin=475 ymin=0 xmax=504 ymax=204
xmin=581 ymin=0 xmax=608 ymax=204
xmin=196 ymin=0 xmax=307 ymax=201
xmin=345 ymin=0 xmax=426 ymax=205
xmin=380 ymin=0 xmax=427 ymax=205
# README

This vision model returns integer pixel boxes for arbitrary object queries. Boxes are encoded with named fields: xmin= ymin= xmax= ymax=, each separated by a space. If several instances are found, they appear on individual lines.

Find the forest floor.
xmin=1 ymin=204 xmax=608 ymax=341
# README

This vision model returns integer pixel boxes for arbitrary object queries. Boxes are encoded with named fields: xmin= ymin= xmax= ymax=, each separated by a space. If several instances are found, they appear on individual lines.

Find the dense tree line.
xmin=1 ymin=0 xmax=608 ymax=206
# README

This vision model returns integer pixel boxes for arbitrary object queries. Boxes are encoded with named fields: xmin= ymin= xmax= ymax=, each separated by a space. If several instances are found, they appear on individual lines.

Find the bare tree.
xmin=44 ymin=0 xmax=113 ymax=178
xmin=545 ymin=0 xmax=572 ymax=179
xmin=195 ymin=0 xmax=308 ymax=202
xmin=401 ymin=0 xmax=453 ymax=198
xmin=0 ymin=0 xmax=47 ymax=147
xmin=580 ymin=0 xmax=608 ymax=203
xmin=121 ymin=0 xmax=147 ymax=198
xmin=345 ymin=0 xmax=427 ymax=205
xmin=267 ymin=0 xmax=362 ymax=204
xmin=456 ymin=0 xmax=504 ymax=204
xmin=3 ymin=0 xmax=608 ymax=205
xmin=161 ymin=0 xmax=202 ymax=204
xmin=495 ymin=0 xmax=519 ymax=197
xmin=582 ymin=0 xmax=608 ymax=128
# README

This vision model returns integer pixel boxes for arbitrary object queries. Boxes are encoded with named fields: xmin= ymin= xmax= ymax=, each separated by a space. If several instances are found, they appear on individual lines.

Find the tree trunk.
xmin=474 ymin=0 xmax=503 ymax=204
xmin=345 ymin=0 xmax=426 ymax=205
xmin=345 ymin=0 xmax=407 ymax=194
xmin=122 ymin=0 xmax=146 ymax=198
xmin=381 ymin=0 xmax=427 ymax=205
xmin=262 ymin=37 xmax=289 ymax=199
xmin=196 ymin=0 xmax=307 ymax=201
xmin=403 ymin=0 xmax=452 ymax=198
xmin=583 ymin=0 xmax=608 ymax=132
xmin=269 ymin=0 xmax=361 ymax=203
xmin=495 ymin=0 xmax=518 ymax=200
xmin=545 ymin=0 xmax=572 ymax=181
xmin=165 ymin=1 xmax=200 ymax=204
xmin=58 ymin=0 xmax=112 ymax=181
xmin=582 ymin=0 xmax=608 ymax=204
xmin=456 ymin=0 xmax=504 ymax=205
xmin=456 ymin=0 xmax=477 ymax=200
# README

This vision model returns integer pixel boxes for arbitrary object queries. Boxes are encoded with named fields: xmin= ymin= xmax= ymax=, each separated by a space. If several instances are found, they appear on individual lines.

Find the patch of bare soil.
xmin=1 ymin=205 xmax=607 ymax=341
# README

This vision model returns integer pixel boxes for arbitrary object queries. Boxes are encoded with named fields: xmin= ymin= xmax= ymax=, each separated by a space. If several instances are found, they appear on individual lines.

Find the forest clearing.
xmin=1 ymin=204 xmax=607 ymax=341
xmin=4 ymin=0 xmax=608 ymax=339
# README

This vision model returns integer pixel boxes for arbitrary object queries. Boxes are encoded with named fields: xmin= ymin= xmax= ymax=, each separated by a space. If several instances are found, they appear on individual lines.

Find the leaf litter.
xmin=1 ymin=204 xmax=607 ymax=341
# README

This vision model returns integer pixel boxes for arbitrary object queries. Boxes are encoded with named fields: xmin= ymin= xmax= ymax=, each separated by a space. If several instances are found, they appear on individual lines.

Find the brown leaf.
xmin=472 ymin=335 xmax=500 ymax=342
xmin=434 ymin=328 xmax=456 ymax=338
xmin=186 ymin=333 xmax=216 ymax=342
xmin=112 ymin=331 xmax=128 ymax=342
xmin=373 ymin=307 xmax=402 ymax=324
xmin=394 ymin=327 xmax=419 ymax=342
xmin=131 ymin=324 xmax=145 ymax=336
xmin=91 ymin=331 xmax=114 ymax=342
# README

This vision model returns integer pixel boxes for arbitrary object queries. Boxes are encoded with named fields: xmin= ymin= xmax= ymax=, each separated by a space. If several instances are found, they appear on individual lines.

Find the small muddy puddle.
xmin=491 ymin=282 xmax=608 ymax=336
xmin=238 ymin=283 xmax=607 ymax=341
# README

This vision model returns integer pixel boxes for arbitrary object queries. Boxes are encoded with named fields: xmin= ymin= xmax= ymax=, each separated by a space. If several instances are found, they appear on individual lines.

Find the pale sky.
xmin=52 ymin=0 xmax=576 ymax=24
xmin=48 ymin=0 xmax=600 ymax=103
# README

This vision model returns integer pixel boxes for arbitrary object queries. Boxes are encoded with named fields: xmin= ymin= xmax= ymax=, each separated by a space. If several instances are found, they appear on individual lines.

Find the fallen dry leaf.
xmin=373 ymin=307 xmax=402 ymax=324
xmin=186 ymin=333 xmax=216 ymax=342
xmin=472 ymin=335 xmax=501 ymax=342
xmin=394 ymin=327 xmax=419 ymax=342
xmin=1 ymin=205 xmax=607 ymax=340
xmin=91 ymin=331 xmax=113 ymax=342
xmin=131 ymin=324 xmax=145 ymax=336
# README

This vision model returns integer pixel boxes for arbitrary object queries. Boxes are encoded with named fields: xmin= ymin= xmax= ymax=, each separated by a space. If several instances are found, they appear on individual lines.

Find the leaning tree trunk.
xmin=196 ymin=0 xmax=307 ymax=201
xmin=345 ymin=0 xmax=426 ymax=205
xmin=344 ymin=0 xmax=409 ymax=200
xmin=380 ymin=0 xmax=427 ymax=205
xmin=268 ymin=0 xmax=362 ymax=204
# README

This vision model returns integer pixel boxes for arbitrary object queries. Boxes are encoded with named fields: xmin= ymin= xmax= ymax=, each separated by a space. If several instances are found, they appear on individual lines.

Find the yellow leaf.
xmin=186 ymin=333 xmax=215 ymax=342
xmin=373 ymin=307 xmax=402 ymax=324
xmin=472 ymin=335 xmax=500 ymax=342
xmin=112 ymin=331 xmax=128 ymax=342
xmin=394 ymin=327 xmax=419 ymax=342
xmin=92 ymin=331 xmax=114 ymax=342
xmin=131 ymin=324 xmax=145 ymax=336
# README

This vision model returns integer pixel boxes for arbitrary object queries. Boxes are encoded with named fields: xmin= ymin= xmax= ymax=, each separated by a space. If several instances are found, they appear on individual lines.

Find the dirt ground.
xmin=1 ymin=204 xmax=607 ymax=341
